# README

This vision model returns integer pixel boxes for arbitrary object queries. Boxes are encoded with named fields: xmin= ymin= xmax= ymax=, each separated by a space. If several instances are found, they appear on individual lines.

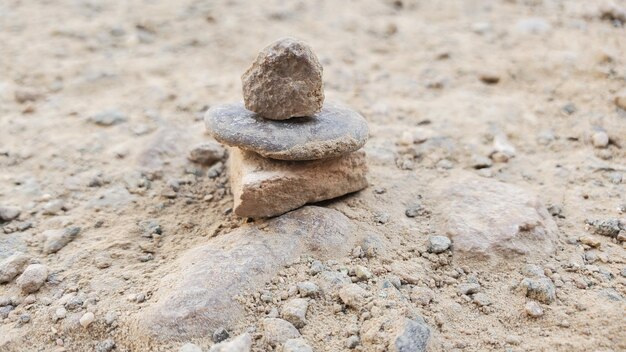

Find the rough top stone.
xmin=242 ymin=37 xmax=324 ymax=120
xmin=205 ymin=102 xmax=369 ymax=160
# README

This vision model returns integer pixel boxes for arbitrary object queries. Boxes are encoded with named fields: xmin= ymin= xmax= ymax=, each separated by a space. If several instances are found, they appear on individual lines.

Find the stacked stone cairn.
xmin=204 ymin=38 xmax=369 ymax=218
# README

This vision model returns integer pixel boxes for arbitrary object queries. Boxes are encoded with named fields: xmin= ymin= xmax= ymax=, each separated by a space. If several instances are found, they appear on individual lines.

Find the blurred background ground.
xmin=1 ymin=0 xmax=625 ymax=351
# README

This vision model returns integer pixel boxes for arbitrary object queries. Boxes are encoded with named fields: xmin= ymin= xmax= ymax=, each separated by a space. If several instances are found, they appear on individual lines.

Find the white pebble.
xmin=80 ymin=312 xmax=95 ymax=328
xmin=591 ymin=131 xmax=609 ymax=148
xmin=55 ymin=307 xmax=67 ymax=320
xmin=524 ymin=301 xmax=544 ymax=318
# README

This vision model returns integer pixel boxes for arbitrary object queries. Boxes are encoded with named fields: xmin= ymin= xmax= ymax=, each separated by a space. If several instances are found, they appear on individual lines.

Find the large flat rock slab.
xmin=434 ymin=172 xmax=558 ymax=265
xmin=204 ymin=102 xmax=369 ymax=160
xmin=138 ymin=206 xmax=357 ymax=340
xmin=230 ymin=148 xmax=368 ymax=218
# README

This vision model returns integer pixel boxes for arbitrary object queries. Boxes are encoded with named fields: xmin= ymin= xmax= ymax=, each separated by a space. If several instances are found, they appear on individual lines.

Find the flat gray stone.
xmin=205 ymin=102 xmax=369 ymax=160
xmin=139 ymin=206 xmax=357 ymax=340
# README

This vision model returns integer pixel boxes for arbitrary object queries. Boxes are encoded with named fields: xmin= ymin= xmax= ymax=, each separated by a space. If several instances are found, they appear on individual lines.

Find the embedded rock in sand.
xmin=242 ymin=37 xmax=323 ymax=120
xmin=0 ymin=253 xmax=30 ymax=284
xmin=140 ymin=206 xmax=356 ymax=339
xmin=204 ymin=102 xmax=369 ymax=161
xmin=393 ymin=317 xmax=432 ymax=352
xmin=435 ymin=172 xmax=558 ymax=264
xmin=229 ymin=148 xmax=368 ymax=218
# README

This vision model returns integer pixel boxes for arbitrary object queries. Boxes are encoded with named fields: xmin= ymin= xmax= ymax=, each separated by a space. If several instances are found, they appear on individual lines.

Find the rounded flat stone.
xmin=204 ymin=102 xmax=369 ymax=160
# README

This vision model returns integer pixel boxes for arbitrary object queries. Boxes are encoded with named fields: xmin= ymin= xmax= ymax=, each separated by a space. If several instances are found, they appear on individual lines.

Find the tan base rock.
xmin=229 ymin=148 xmax=368 ymax=218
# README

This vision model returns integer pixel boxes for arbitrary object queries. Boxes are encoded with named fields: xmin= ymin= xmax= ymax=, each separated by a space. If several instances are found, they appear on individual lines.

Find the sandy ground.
xmin=1 ymin=0 xmax=625 ymax=351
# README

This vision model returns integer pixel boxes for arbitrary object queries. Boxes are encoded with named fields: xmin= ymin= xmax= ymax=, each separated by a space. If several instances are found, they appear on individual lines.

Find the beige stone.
xmin=434 ymin=172 xmax=558 ymax=266
xmin=229 ymin=148 xmax=368 ymax=218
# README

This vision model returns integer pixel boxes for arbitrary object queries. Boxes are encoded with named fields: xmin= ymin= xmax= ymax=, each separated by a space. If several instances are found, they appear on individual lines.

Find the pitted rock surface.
xmin=205 ymin=102 xmax=369 ymax=161
xmin=139 ymin=206 xmax=357 ymax=339
xmin=242 ymin=37 xmax=323 ymax=120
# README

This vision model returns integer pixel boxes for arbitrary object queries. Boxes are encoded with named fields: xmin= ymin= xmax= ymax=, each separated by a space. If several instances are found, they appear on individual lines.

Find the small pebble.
xmin=281 ymin=298 xmax=309 ymax=328
xmin=505 ymin=335 xmax=521 ymax=346
xmin=579 ymin=236 xmax=601 ymax=248
xmin=524 ymin=301 xmax=544 ymax=318
xmin=562 ymin=103 xmax=576 ymax=115
xmin=212 ymin=327 xmax=229 ymax=343
xmin=0 ymin=205 xmax=21 ymax=221
xmin=457 ymin=283 xmax=481 ymax=295
xmin=472 ymin=155 xmax=492 ymax=169
xmin=55 ymin=307 xmax=67 ymax=320
xmin=309 ymin=260 xmax=324 ymax=275
xmin=90 ymin=109 xmax=127 ymax=126
xmin=346 ymin=335 xmax=360 ymax=349
xmin=283 ymin=338 xmax=313 ymax=352
xmin=591 ymin=131 xmax=609 ymax=148
xmin=405 ymin=202 xmax=426 ymax=217
xmin=187 ymin=142 xmax=225 ymax=166
xmin=95 ymin=339 xmax=116 ymax=352
xmin=472 ymin=293 xmax=492 ymax=307
xmin=42 ymin=200 xmax=65 ymax=215
xmin=339 ymin=284 xmax=369 ymax=309
xmin=354 ymin=265 xmax=372 ymax=281
xmin=179 ymin=343 xmax=202 ymax=352
xmin=79 ymin=312 xmax=95 ymax=328
xmin=209 ymin=333 xmax=252 ymax=352
xmin=428 ymin=236 xmax=451 ymax=254
xmin=19 ymin=313 xmax=30 ymax=324
xmin=297 ymin=281 xmax=319 ymax=297
xmin=16 ymin=264 xmax=48 ymax=294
